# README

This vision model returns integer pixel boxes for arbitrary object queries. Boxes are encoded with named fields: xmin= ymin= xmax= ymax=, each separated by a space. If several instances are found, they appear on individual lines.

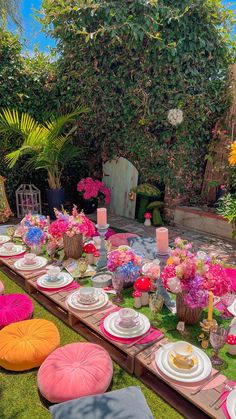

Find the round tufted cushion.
xmin=0 ymin=294 xmax=33 ymax=329
xmin=0 ymin=319 xmax=60 ymax=371
xmin=38 ymin=342 xmax=113 ymax=403
xmin=0 ymin=280 xmax=4 ymax=295
xmin=108 ymin=232 xmax=139 ymax=248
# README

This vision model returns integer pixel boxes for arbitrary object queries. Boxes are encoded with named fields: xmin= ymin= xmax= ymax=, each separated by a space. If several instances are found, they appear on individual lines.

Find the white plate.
xmin=0 ymin=244 xmax=26 ymax=257
xmin=38 ymin=272 xmax=73 ymax=289
xmin=155 ymin=343 xmax=212 ymax=383
xmin=0 ymin=235 xmax=10 ymax=244
xmin=14 ymin=256 xmax=47 ymax=270
xmin=104 ymin=312 xmax=150 ymax=338
xmin=165 ymin=350 xmax=204 ymax=378
xmin=226 ymin=389 xmax=236 ymax=419
xmin=67 ymin=290 xmax=108 ymax=311
xmin=228 ymin=300 xmax=236 ymax=317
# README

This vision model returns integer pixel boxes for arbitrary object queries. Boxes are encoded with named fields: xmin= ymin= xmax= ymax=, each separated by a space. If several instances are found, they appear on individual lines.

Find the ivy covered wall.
xmin=41 ymin=0 xmax=235 ymax=199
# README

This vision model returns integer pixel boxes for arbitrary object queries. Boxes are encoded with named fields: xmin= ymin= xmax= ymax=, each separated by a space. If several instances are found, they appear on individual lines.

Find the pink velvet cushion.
xmin=109 ymin=232 xmax=139 ymax=247
xmin=38 ymin=342 xmax=113 ymax=403
xmin=0 ymin=281 xmax=4 ymax=295
xmin=0 ymin=294 xmax=33 ymax=329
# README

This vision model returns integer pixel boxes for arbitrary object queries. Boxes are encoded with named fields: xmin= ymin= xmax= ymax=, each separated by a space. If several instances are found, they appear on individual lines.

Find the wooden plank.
xmin=135 ymin=346 xmax=226 ymax=419
xmin=103 ymin=157 xmax=138 ymax=218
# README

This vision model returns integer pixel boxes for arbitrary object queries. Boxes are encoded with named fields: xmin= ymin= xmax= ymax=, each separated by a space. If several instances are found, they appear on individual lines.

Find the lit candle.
xmin=207 ymin=291 xmax=213 ymax=321
xmin=97 ymin=208 xmax=107 ymax=228
xmin=156 ymin=227 xmax=169 ymax=254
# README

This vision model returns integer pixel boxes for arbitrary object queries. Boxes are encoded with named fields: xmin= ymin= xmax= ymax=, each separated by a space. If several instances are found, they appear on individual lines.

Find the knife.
xmin=191 ymin=371 xmax=221 ymax=395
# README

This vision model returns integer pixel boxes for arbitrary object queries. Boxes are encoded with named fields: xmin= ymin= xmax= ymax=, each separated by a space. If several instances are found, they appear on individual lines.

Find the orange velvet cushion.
xmin=0 ymin=319 xmax=60 ymax=371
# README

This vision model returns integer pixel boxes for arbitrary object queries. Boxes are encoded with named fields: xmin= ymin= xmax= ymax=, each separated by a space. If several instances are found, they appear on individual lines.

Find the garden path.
xmin=88 ymin=212 xmax=236 ymax=266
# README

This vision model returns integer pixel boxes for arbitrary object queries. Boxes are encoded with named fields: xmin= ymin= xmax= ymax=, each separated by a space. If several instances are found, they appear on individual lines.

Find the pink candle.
xmin=97 ymin=208 xmax=107 ymax=228
xmin=156 ymin=227 xmax=169 ymax=254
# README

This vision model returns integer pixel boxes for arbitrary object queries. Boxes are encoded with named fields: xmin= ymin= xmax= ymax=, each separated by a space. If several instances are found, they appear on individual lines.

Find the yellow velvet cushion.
xmin=0 ymin=319 xmax=60 ymax=371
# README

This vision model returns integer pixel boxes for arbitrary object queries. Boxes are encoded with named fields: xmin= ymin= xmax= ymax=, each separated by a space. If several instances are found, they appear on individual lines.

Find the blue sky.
xmin=9 ymin=0 xmax=236 ymax=53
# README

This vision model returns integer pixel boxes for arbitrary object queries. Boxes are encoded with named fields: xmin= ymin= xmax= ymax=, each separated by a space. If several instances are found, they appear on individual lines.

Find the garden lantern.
xmin=16 ymin=184 xmax=42 ymax=218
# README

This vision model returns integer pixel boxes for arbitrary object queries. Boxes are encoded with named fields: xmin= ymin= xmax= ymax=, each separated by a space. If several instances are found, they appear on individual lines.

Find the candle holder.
xmin=96 ymin=224 xmax=109 ymax=271
xmin=154 ymin=250 xmax=176 ymax=311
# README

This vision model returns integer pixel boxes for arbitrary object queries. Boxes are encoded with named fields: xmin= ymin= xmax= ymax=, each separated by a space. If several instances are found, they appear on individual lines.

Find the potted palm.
xmin=0 ymin=106 xmax=89 ymax=213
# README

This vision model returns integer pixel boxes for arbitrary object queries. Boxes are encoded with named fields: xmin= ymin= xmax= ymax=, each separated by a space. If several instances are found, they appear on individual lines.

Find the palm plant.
xmin=0 ymin=0 xmax=22 ymax=29
xmin=0 ymin=106 xmax=89 ymax=190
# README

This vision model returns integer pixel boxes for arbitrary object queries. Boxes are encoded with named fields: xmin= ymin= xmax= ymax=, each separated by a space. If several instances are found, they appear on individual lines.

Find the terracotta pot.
xmin=63 ymin=234 xmax=83 ymax=259
xmin=176 ymin=293 xmax=202 ymax=325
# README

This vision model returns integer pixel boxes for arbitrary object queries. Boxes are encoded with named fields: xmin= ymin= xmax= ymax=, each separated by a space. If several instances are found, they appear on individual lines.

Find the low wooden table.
xmin=0 ymin=256 xmax=229 ymax=418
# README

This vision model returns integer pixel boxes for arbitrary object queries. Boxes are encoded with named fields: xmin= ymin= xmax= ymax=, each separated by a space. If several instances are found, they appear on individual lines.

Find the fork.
xmin=214 ymin=384 xmax=236 ymax=410
xmin=209 ymin=381 xmax=232 ymax=407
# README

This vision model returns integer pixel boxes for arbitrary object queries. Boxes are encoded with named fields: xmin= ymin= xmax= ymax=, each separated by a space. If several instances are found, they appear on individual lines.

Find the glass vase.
xmin=112 ymin=270 xmax=125 ymax=304
xmin=30 ymin=244 xmax=43 ymax=255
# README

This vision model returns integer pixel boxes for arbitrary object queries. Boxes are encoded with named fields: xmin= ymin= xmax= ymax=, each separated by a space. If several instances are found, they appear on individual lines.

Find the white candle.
xmin=97 ymin=208 xmax=107 ymax=228
xmin=156 ymin=227 xmax=169 ymax=254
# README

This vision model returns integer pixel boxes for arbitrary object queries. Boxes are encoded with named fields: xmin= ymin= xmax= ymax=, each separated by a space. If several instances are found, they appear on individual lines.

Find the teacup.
xmin=119 ymin=308 xmax=139 ymax=328
xmin=78 ymin=287 xmax=96 ymax=304
xmin=47 ymin=266 xmax=61 ymax=282
xmin=24 ymin=253 xmax=36 ymax=265
xmin=3 ymin=242 xmax=15 ymax=252
xmin=172 ymin=341 xmax=193 ymax=366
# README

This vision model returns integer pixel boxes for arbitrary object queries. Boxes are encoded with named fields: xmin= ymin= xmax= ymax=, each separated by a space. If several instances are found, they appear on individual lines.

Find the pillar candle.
xmin=207 ymin=290 xmax=213 ymax=321
xmin=156 ymin=227 xmax=169 ymax=254
xmin=97 ymin=208 xmax=107 ymax=228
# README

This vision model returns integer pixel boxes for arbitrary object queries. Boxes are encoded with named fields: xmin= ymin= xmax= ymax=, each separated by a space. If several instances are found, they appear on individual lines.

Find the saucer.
xmin=168 ymin=351 xmax=198 ymax=373
xmin=0 ymin=235 xmax=11 ymax=245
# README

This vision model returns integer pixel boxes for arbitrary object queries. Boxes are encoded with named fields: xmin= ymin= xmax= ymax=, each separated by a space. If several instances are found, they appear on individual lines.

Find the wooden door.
xmin=103 ymin=157 xmax=138 ymax=218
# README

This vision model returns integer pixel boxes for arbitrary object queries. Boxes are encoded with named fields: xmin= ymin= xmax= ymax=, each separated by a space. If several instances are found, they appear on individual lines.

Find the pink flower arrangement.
xmin=77 ymin=177 xmax=111 ymax=204
xmin=48 ymin=206 xmax=95 ymax=239
xmin=20 ymin=213 xmax=47 ymax=229
xmin=107 ymin=249 xmax=143 ymax=272
xmin=161 ymin=237 xmax=231 ymax=309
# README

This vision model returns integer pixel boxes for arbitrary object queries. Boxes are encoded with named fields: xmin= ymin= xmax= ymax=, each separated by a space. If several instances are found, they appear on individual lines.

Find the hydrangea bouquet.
xmin=161 ymin=238 xmax=231 ymax=309
xmin=107 ymin=249 xmax=143 ymax=283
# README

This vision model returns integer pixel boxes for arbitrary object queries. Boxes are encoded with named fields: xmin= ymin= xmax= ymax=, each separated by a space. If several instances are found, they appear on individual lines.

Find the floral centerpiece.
xmin=48 ymin=206 xmax=95 ymax=259
xmin=107 ymin=248 xmax=143 ymax=302
xmin=23 ymin=226 xmax=46 ymax=254
xmin=16 ymin=214 xmax=47 ymax=237
xmin=161 ymin=238 xmax=231 ymax=324
xmin=77 ymin=178 xmax=111 ymax=213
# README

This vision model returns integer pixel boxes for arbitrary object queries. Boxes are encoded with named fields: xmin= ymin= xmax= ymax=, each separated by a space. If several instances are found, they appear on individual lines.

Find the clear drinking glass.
xmin=112 ymin=270 xmax=125 ymax=304
xmin=210 ymin=326 xmax=228 ymax=366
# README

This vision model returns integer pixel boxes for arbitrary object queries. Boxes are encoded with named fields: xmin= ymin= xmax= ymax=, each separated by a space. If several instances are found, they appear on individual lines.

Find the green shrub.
xmin=41 ymin=0 xmax=235 ymax=198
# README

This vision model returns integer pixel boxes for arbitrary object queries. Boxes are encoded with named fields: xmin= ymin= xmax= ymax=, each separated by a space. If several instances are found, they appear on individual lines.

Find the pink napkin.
xmin=0 ymin=251 xmax=26 ymax=259
xmin=36 ymin=280 xmax=80 ymax=293
xmin=224 ymin=267 xmax=236 ymax=292
xmin=220 ymin=380 xmax=236 ymax=419
xmin=100 ymin=321 xmax=162 ymax=345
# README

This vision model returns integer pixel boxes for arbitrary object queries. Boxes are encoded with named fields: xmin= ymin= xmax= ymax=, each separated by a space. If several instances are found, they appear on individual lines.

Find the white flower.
xmin=167 ymin=109 xmax=183 ymax=126
xmin=167 ymin=277 xmax=182 ymax=294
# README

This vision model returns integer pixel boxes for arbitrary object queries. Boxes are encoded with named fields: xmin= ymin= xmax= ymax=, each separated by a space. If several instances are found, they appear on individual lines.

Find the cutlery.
xmin=191 ymin=371 xmax=221 ymax=395
xmin=95 ymin=307 xmax=121 ymax=325
xmin=209 ymin=380 xmax=231 ymax=407
xmin=126 ymin=329 xmax=155 ymax=349
xmin=147 ymin=342 xmax=166 ymax=365
xmin=144 ymin=339 xmax=165 ymax=360
xmin=214 ymin=385 xmax=236 ymax=411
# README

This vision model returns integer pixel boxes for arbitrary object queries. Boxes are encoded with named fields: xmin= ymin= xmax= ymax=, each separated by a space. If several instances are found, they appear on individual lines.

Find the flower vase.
xmin=30 ymin=244 xmax=43 ymax=255
xmin=176 ymin=293 xmax=202 ymax=325
xmin=112 ymin=270 xmax=125 ymax=303
xmin=63 ymin=234 xmax=83 ymax=260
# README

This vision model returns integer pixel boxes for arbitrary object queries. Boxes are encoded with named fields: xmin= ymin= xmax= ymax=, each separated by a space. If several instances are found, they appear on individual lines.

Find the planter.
xmin=63 ymin=234 xmax=83 ymax=260
xmin=176 ymin=293 xmax=202 ymax=325
xmin=46 ymin=188 xmax=65 ymax=214
xmin=78 ymin=197 xmax=98 ymax=214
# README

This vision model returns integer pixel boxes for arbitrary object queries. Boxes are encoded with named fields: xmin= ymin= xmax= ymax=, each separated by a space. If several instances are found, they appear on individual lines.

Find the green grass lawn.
xmin=0 ymin=272 xmax=183 ymax=419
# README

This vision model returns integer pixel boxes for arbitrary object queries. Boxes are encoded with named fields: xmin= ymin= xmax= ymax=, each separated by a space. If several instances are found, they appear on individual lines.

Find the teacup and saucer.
xmin=2 ymin=242 xmax=16 ymax=253
xmin=23 ymin=253 xmax=37 ymax=266
xmin=47 ymin=267 xmax=62 ymax=282
xmin=77 ymin=287 xmax=98 ymax=305
xmin=169 ymin=341 xmax=198 ymax=371
xmin=117 ymin=308 xmax=140 ymax=329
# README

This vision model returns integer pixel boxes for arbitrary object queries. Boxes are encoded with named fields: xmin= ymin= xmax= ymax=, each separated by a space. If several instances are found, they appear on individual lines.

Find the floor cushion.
xmin=108 ymin=232 xmax=139 ymax=248
xmin=49 ymin=386 xmax=154 ymax=419
xmin=0 ymin=280 xmax=4 ymax=295
xmin=0 ymin=293 xmax=33 ymax=329
xmin=0 ymin=319 xmax=60 ymax=371
xmin=38 ymin=342 xmax=113 ymax=403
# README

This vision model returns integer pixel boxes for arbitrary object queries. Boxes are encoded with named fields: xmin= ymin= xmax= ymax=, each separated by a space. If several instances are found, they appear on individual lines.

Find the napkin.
xmin=36 ymin=280 xmax=80 ymax=293
xmin=0 ymin=251 xmax=26 ymax=259
xmin=220 ymin=381 xmax=236 ymax=419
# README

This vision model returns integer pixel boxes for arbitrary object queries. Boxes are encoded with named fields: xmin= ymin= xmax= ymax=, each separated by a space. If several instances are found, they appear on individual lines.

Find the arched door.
xmin=103 ymin=157 xmax=138 ymax=219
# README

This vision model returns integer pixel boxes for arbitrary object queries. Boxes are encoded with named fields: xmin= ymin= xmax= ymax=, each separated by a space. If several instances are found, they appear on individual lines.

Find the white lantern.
xmin=16 ymin=184 xmax=42 ymax=218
